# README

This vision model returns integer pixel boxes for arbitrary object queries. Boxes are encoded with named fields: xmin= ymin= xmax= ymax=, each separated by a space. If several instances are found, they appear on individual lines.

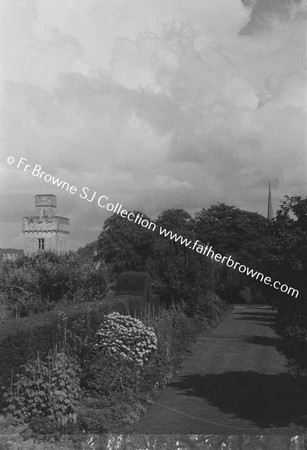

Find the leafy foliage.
xmin=115 ymin=271 xmax=151 ymax=297
xmin=148 ymin=303 xmax=202 ymax=367
xmin=149 ymin=236 xmax=221 ymax=305
xmin=76 ymin=240 xmax=98 ymax=259
xmin=4 ymin=351 xmax=81 ymax=426
xmin=0 ymin=253 xmax=109 ymax=316
xmin=97 ymin=211 xmax=154 ymax=276
xmin=194 ymin=203 xmax=271 ymax=265
xmin=0 ymin=311 xmax=58 ymax=408
xmin=82 ymin=354 xmax=142 ymax=398
xmin=96 ymin=204 xmax=274 ymax=306
xmin=270 ymin=196 xmax=307 ymax=296
xmin=0 ymin=296 xmax=150 ymax=410
xmin=270 ymin=196 xmax=307 ymax=376
xmin=184 ymin=291 xmax=225 ymax=321
xmin=156 ymin=208 xmax=193 ymax=232
xmin=147 ymin=208 xmax=222 ymax=305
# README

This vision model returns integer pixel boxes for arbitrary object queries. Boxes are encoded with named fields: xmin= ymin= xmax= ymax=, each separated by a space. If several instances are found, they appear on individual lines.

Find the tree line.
xmin=95 ymin=196 xmax=307 ymax=375
xmin=0 ymin=195 xmax=306 ymax=375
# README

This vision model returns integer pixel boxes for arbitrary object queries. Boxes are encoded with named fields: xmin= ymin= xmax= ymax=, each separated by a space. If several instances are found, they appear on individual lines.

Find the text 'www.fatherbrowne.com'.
xmin=158 ymin=227 xmax=299 ymax=298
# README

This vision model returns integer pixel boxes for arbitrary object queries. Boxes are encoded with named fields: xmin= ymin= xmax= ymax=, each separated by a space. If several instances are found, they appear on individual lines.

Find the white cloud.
xmin=153 ymin=174 xmax=192 ymax=191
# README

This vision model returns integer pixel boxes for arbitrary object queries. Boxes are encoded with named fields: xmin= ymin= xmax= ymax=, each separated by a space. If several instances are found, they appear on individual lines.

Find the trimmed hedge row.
xmin=0 ymin=310 xmax=58 ymax=379
xmin=115 ymin=272 xmax=151 ymax=297
xmin=0 ymin=294 xmax=157 ymax=409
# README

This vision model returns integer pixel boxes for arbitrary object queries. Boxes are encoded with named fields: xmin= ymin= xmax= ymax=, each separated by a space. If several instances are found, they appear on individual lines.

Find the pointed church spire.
xmin=267 ymin=180 xmax=273 ymax=221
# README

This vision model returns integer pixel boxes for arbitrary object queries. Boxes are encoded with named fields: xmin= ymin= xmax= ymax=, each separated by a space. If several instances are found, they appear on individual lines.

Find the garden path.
xmin=131 ymin=304 xmax=305 ymax=436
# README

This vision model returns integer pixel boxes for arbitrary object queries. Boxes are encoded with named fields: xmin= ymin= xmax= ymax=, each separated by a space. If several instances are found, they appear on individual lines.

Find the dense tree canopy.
xmin=194 ymin=203 xmax=271 ymax=268
xmin=77 ymin=240 xmax=98 ymax=259
xmin=156 ymin=208 xmax=193 ymax=232
xmin=96 ymin=204 xmax=273 ymax=304
xmin=97 ymin=211 xmax=154 ymax=276
xmin=151 ymin=209 xmax=219 ymax=303
xmin=270 ymin=196 xmax=307 ymax=375
xmin=270 ymin=195 xmax=307 ymax=293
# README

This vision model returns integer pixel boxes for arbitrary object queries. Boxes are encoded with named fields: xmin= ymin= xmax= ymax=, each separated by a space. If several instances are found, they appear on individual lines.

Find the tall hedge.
xmin=0 ymin=310 xmax=58 ymax=407
xmin=115 ymin=271 xmax=151 ymax=297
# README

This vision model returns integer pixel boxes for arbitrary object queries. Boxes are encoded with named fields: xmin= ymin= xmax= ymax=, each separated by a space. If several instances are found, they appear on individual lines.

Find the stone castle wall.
xmin=23 ymin=231 xmax=69 ymax=256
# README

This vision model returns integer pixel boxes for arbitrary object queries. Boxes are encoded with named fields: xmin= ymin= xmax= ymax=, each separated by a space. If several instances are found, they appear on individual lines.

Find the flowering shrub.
xmin=94 ymin=312 xmax=157 ymax=366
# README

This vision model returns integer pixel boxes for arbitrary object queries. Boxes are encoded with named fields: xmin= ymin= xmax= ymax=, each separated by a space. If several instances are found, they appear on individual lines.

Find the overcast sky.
xmin=0 ymin=0 xmax=306 ymax=250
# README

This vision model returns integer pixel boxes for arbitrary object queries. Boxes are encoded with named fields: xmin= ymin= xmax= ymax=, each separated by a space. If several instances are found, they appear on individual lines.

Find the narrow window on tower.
xmin=38 ymin=238 xmax=45 ymax=250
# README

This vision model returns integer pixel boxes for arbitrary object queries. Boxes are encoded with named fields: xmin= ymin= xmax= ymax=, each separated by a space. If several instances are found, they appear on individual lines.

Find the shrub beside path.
xmin=131 ymin=304 xmax=306 ymax=436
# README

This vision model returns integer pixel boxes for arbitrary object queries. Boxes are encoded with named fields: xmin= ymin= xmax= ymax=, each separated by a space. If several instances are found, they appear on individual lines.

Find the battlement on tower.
xmin=22 ymin=216 xmax=70 ymax=234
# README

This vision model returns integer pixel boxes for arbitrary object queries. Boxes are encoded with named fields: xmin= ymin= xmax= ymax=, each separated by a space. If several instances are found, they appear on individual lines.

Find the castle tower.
xmin=35 ymin=194 xmax=56 ymax=219
xmin=267 ymin=180 xmax=273 ymax=221
xmin=23 ymin=195 xmax=70 ymax=256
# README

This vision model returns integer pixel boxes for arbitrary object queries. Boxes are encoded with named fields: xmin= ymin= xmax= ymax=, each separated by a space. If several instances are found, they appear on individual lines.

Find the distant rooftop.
xmin=0 ymin=248 xmax=24 ymax=261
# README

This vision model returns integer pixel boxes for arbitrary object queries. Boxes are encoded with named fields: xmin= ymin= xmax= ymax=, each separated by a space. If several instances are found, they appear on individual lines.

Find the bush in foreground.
xmin=78 ymin=304 xmax=205 ymax=432
xmin=4 ymin=351 xmax=81 ymax=426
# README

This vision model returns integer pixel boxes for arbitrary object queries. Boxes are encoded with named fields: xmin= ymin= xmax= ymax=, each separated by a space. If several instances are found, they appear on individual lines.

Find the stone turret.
xmin=23 ymin=195 xmax=70 ymax=256
xmin=35 ymin=194 xmax=57 ymax=219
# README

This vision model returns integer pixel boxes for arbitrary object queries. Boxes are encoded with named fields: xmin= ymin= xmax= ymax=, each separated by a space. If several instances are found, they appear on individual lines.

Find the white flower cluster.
xmin=95 ymin=312 xmax=158 ymax=366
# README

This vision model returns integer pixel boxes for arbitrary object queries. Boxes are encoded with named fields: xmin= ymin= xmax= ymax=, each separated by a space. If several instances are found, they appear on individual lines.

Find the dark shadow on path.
xmin=242 ymin=336 xmax=280 ymax=347
xmin=169 ymin=372 xmax=307 ymax=428
xmin=233 ymin=312 xmax=276 ymax=327
xmin=234 ymin=314 xmax=275 ymax=321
